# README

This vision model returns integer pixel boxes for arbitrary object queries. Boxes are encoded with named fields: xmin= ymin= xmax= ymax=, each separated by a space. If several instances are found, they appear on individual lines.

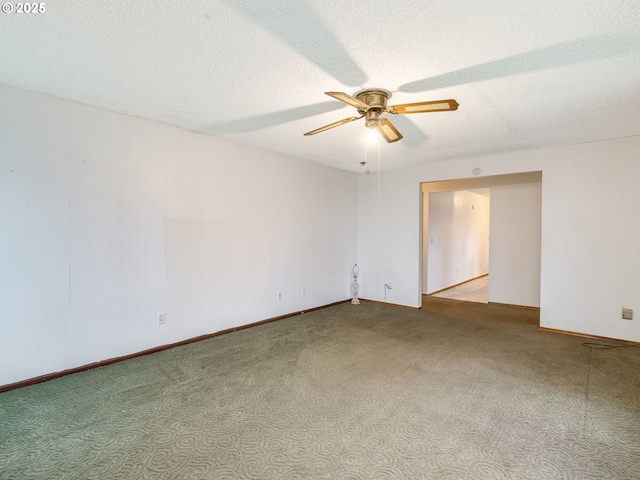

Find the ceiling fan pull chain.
xmin=364 ymin=136 xmax=368 ymax=172
xmin=377 ymin=133 xmax=381 ymax=196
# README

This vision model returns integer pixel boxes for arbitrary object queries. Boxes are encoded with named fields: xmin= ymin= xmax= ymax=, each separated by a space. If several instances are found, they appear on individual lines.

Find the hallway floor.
xmin=429 ymin=275 xmax=488 ymax=303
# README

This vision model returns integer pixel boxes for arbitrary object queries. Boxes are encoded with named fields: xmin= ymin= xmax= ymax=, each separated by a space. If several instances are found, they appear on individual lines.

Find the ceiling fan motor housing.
xmin=356 ymin=89 xmax=390 ymax=128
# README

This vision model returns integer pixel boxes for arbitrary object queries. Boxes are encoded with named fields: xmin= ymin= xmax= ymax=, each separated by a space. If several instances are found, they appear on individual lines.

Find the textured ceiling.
xmin=2 ymin=0 xmax=640 ymax=172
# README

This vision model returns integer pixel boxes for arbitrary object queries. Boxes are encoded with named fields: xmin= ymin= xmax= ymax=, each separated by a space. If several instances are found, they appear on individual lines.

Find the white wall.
xmin=0 ymin=85 xmax=357 ymax=386
xmin=357 ymin=136 xmax=640 ymax=342
xmin=488 ymin=183 xmax=541 ymax=307
xmin=426 ymin=190 xmax=489 ymax=293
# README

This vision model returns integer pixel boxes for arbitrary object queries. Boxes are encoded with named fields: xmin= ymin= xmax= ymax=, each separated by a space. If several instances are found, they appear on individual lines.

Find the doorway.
xmin=425 ymin=189 xmax=490 ymax=303
xmin=421 ymin=172 xmax=542 ymax=308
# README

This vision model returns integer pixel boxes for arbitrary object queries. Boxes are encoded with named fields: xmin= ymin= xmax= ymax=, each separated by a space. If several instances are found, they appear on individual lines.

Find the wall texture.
xmin=0 ymin=85 xmax=357 ymax=386
xmin=358 ymin=136 xmax=640 ymax=342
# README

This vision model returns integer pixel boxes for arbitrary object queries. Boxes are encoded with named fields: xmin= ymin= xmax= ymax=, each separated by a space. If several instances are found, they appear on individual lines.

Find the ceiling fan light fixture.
xmin=364 ymin=109 xmax=382 ymax=128
xmin=366 ymin=128 xmax=379 ymax=144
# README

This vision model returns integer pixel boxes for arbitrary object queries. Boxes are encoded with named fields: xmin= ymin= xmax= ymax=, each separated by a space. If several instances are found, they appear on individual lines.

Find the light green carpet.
xmin=1 ymin=298 xmax=639 ymax=479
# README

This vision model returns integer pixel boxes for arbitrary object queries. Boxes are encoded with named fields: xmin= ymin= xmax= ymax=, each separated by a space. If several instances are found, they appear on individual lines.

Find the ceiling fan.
xmin=303 ymin=89 xmax=459 ymax=143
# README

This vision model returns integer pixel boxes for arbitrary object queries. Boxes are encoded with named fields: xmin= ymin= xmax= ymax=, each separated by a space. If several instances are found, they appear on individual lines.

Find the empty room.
xmin=1 ymin=1 xmax=639 ymax=478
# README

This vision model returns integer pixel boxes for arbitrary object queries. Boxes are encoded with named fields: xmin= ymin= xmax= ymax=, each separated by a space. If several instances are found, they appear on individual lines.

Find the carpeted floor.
xmin=1 ymin=297 xmax=639 ymax=479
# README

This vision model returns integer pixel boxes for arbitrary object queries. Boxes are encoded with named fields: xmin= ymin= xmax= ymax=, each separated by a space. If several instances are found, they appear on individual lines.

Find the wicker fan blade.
xmin=303 ymin=116 xmax=362 ymax=136
xmin=325 ymin=91 xmax=369 ymax=109
xmin=377 ymin=118 xmax=403 ymax=143
xmin=389 ymin=99 xmax=459 ymax=114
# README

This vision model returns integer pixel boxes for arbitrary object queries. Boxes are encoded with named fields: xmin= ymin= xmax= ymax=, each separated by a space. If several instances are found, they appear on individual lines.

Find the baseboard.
xmin=488 ymin=301 xmax=540 ymax=311
xmin=0 ymin=299 xmax=350 ymax=394
xmin=538 ymin=326 xmax=639 ymax=345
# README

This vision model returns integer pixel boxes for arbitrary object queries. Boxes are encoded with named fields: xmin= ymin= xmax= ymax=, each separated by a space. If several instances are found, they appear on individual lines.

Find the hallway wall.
xmin=489 ymin=182 xmax=542 ymax=307
xmin=426 ymin=190 xmax=490 ymax=294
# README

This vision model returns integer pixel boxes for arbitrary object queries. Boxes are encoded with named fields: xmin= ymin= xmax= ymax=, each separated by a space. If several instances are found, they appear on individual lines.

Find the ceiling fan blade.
xmin=377 ymin=118 xmax=403 ymax=143
xmin=325 ymin=92 xmax=369 ymax=110
xmin=304 ymin=116 xmax=362 ymax=136
xmin=389 ymin=99 xmax=459 ymax=114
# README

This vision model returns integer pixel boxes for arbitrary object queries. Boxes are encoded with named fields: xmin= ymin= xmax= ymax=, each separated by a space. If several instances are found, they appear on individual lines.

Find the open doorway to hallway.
xmin=421 ymin=172 xmax=542 ymax=309
xmin=425 ymin=189 xmax=490 ymax=303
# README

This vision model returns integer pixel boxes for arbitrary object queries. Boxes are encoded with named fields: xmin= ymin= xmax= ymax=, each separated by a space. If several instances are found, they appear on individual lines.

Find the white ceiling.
xmin=2 ymin=1 xmax=640 ymax=172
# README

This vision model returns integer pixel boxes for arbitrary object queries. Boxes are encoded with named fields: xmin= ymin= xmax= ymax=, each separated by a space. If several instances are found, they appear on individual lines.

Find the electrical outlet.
xmin=158 ymin=312 xmax=166 ymax=325
xmin=277 ymin=292 xmax=282 ymax=301
xmin=622 ymin=308 xmax=633 ymax=320
xmin=385 ymin=282 xmax=392 ymax=290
